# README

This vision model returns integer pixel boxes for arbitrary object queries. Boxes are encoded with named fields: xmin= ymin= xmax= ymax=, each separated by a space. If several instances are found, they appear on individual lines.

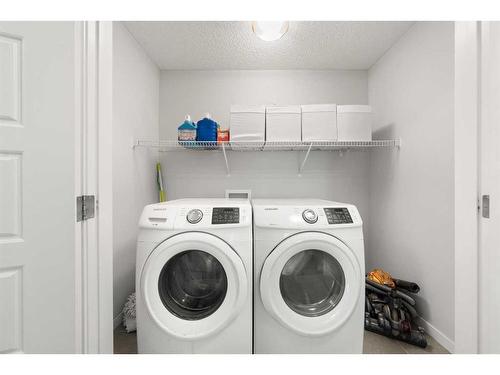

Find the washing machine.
xmin=252 ymin=199 xmax=365 ymax=353
xmin=136 ymin=198 xmax=252 ymax=353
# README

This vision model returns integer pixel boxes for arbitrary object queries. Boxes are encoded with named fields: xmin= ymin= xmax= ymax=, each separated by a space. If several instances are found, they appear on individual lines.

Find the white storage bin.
xmin=266 ymin=105 xmax=302 ymax=142
xmin=301 ymin=104 xmax=337 ymax=142
xmin=230 ymin=105 xmax=266 ymax=146
xmin=337 ymin=105 xmax=372 ymax=141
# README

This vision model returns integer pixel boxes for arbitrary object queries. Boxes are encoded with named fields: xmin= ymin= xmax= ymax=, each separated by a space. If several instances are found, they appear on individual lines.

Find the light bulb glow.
xmin=252 ymin=21 xmax=289 ymax=42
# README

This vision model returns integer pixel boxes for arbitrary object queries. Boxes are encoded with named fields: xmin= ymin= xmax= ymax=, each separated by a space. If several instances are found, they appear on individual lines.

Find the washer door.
xmin=141 ymin=232 xmax=248 ymax=340
xmin=260 ymin=232 xmax=361 ymax=336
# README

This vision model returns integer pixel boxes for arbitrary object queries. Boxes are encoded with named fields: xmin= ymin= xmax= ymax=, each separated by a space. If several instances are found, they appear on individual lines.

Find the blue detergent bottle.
xmin=196 ymin=113 xmax=218 ymax=142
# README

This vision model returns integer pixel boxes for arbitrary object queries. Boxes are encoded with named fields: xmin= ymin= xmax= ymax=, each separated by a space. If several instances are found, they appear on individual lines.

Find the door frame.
xmin=474 ymin=21 xmax=500 ymax=354
xmin=74 ymin=21 xmax=113 ymax=354
xmin=454 ymin=21 xmax=479 ymax=354
xmin=68 ymin=20 xmax=492 ymax=354
xmin=454 ymin=21 xmax=489 ymax=354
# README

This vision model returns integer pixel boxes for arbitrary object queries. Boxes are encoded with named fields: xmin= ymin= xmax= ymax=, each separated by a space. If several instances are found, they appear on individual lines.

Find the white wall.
xmin=367 ymin=22 xmax=455 ymax=350
xmin=112 ymin=22 xmax=160 ymax=325
xmin=159 ymin=70 xmax=371 ymax=222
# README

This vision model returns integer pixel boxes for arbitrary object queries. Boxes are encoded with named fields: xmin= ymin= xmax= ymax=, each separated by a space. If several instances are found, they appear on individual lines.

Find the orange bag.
xmin=367 ymin=268 xmax=396 ymax=289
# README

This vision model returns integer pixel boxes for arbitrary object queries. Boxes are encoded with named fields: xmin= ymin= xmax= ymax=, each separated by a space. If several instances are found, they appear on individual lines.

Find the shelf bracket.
xmin=298 ymin=143 xmax=313 ymax=175
xmin=222 ymin=142 xmax=230 ymax=176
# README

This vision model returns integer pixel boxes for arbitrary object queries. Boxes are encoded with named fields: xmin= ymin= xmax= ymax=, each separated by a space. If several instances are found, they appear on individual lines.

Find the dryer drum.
xmin=279 ymin=249 xmax=346 ymax=317
xmin=158 ymin=250 xmax=228 ymax=320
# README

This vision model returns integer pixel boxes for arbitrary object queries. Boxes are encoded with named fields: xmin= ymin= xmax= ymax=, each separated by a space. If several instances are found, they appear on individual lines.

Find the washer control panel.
xmin=324 ymin=207 xmax=353 ymax=224
xmin=186 ymin=209 xmax=203 ymax=224
xmin=211 ymin=207 xmax=240 ymax=224
xmin=302 ymin=209 xmax=318 ymax=224
xmin=139 ymin=200 xmax=251 ymax=230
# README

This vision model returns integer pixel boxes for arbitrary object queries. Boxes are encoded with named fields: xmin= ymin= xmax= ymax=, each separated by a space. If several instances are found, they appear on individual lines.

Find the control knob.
xmin=302 ymin=209 xmax=318 ymax=224
xmin=186 ymin=209 xmax=203 ymax=224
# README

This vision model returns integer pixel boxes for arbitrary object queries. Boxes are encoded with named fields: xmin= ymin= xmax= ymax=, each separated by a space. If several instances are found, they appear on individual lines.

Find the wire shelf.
xmin=133 ymin=139 xmax=401 ymax=175
xmin=133 ymin=139 xmax=401 ymax=152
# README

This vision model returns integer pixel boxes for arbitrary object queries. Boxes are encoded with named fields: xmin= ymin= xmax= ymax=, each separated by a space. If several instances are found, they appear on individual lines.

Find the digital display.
xmin=324 ymin=208 xmax=353 ymax=224
xmin=212 ymin=207 xmax=240 ymax=224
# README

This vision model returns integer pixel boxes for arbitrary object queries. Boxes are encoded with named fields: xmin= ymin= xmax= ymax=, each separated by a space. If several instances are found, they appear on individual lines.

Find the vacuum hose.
xmin=365 ymin=278 xmax=416 ymax=306
xmin=365 ymin=274 xmax=427 ymax=349
xmin=365 ymin=316 xmax=428 ymax=348
xmin=393 ymin=278 xmax=421 ymax=293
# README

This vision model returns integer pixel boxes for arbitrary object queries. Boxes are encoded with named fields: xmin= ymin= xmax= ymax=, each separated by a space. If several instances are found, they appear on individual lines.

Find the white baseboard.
xmin=113 ymin=312 xmax=123 ymax=330
xmin=419 ymin=317 xmax=454 ymax=353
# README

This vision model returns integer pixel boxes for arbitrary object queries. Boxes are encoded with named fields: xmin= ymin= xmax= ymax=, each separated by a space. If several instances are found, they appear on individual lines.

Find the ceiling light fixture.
xmin=252 ymin=21 xmax=289 ymax=42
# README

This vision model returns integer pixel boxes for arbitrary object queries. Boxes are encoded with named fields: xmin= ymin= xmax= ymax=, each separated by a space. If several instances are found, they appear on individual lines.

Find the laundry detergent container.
xmin=301 ymin=104 xmax=337 ymax=142
xmin=266 ymin=105 xmax=302 ymax=142
xmin=196 ymin=114 xmax=218 ymax=142
xmin=337 ymin=105 xmax=372 ymax=141
xmin=230 ymin=105 xmax=266 ymax=147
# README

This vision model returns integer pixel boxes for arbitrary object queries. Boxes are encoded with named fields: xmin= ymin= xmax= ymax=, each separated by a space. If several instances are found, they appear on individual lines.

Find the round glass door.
xmin=158 ymin=250 xmax=228 ymax=320
xmin=280 ymin=249 xmax=345 ymax=317
xmin=259 ymin=232 xmax=362 ymax=336
xmin=141 ymin=232 xmax=248 ymax=340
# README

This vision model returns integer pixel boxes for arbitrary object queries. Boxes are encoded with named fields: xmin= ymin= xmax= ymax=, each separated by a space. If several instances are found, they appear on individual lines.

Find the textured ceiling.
xmin=123 ymin=21 xmax=414 ymax=70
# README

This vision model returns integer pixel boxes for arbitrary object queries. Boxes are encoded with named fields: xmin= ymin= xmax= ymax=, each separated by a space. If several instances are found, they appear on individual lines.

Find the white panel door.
xmin=0 ymin=22 xmax=76 ymax=353
xmin=479 ymin=21 xmax=500 ymax=354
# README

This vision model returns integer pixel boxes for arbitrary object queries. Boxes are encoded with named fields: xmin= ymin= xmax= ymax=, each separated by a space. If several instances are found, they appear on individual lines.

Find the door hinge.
xmin=76 ymin=195 xmax=95 ymax=222
xmin=482 ymin=195 xmax=490 ymax=218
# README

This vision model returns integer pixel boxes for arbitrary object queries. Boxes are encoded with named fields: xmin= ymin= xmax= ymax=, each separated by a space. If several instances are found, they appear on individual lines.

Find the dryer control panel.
xmin=252 ymin=199 xmax=362 ymax=229
xmin=212 ymin=207 xmax=240 ymax=224
xmin=324 ymin=207 xmax=353 ymax=224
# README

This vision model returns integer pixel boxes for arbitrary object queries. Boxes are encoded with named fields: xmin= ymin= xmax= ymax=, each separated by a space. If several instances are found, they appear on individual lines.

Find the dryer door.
xmin=260 ymin=232 xmax=362 ymax=336
xmin=141 ymin=232 xmax=248 ymax=340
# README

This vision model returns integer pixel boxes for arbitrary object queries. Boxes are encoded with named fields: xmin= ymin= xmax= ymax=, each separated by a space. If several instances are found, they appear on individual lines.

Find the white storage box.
xmin=301 ymin=104 xmax=337 ymax=142
xmin=337 ymin=105 xmax=372 ymax=141
xmin=230 ymin=105 xmax=266 ymax=146
xmin=266 ymin=105 xmax=302 ymax=142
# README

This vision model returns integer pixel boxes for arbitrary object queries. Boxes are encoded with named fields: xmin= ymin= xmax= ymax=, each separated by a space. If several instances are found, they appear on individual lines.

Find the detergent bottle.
xmin=177 ymin=115 xmax=197 ymax=142
xmin=196 ymin=113 xmax=218 ymax=142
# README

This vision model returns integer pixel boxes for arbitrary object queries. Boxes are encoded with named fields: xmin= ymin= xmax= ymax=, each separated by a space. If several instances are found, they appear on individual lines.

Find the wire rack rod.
xmin=133 ymin=139 xmax=401 ymax=152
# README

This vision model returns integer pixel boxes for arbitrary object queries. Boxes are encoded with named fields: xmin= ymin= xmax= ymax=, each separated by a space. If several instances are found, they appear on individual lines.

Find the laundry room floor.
xmin=114 ymin=326 xmax=138 ymax=354
xmin=362 ymin=330 xmax=449 ymax=354
xmin=113 ymin=326 xmax=449 ymax=354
